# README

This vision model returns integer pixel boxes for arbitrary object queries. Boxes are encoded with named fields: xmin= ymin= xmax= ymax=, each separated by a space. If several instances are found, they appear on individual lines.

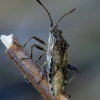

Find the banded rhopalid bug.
xmin=15 ymin=0 xmax=79 ymax=97
xmin=36 ymin=0 xmax=79 ymax=96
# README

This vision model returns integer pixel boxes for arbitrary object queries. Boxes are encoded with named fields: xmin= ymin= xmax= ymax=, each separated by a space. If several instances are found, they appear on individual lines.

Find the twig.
xmin=0 ymin=34 xmax=70 ymax=100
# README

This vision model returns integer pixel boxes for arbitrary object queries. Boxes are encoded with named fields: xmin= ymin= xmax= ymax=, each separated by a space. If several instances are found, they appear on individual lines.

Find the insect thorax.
xmin=47 ymin=26 xmax=69 ymax=62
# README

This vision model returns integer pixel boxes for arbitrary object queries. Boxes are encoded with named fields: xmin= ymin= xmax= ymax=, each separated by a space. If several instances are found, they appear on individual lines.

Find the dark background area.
xmin=0 ymin=0 xmax=100 ymax=100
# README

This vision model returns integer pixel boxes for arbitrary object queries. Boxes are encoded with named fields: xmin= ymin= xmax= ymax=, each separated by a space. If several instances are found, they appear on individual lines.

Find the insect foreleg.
xmin=23 ymin=36 xmax=47 ymax=47
xmin=66 ymin=64 xmax=79 ymax=86
xmin=30 ymin=44 xmax=46 ymax=60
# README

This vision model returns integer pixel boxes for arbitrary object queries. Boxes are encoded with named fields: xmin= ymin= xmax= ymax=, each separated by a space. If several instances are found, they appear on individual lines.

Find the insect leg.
xmin=35 ymin=52 xmax=45 ymax=62
xmin=30 ymin=44 xmax=47 ymax=62
xmin=12 ymin=42 xmax=22 ymax=47
xmin=66 ymin=64 xmax=79 ymax=86
xmin=13 ymin=36 xmax=47 ymax=47
xmin=23 ymin=36 xmax=47 ymax=47
xmin=38 ymin=61 xmax=48 ymax=84
xmin=19 ymin=44 xmax=46 ymax=61
xmin=62 ymin=91 xmax=71 ymax=99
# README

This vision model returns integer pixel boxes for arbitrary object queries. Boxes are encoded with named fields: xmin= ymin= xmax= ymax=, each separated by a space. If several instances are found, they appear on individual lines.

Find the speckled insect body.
xmin=19 ymin=0 xmax=79 ymax=96
xmin=36 ymin=0 xmax=79 ymax=96
xmin=46 ymin=26 xmax=69 ymax=95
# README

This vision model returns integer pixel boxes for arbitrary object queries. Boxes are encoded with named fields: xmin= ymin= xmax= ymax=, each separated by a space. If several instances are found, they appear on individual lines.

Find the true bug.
xmin=15 ymin=0 xmax=79 ymax=97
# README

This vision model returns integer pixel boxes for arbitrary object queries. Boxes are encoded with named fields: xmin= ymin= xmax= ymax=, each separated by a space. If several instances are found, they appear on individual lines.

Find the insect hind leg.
xmin=23 ymin=36 xmax=47 ymax=47
xmin=66 ymin=64 xmax=79 ymax=86
xmin=62 ymin=91 xmax=71 ymax=99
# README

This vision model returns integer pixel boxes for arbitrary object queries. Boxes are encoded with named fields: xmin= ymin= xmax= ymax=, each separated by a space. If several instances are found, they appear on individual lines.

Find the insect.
xmin=16 ymin=0 xmax=79 ymax=97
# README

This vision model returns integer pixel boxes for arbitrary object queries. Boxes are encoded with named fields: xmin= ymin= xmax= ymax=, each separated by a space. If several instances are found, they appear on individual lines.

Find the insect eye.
xmin=50 ymin=29 xmax=54 ymax=34
xmin=59 ymin=30 xmax=63 ymax=34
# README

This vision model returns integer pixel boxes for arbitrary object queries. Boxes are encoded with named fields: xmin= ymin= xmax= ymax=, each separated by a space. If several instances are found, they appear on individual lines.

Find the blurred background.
xmin=0 ymin=0 xmax=100 ymax=100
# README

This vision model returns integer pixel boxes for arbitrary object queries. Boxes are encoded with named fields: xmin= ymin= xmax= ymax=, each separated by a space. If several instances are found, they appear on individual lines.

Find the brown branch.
xmin=0 ymin=34 xmax=70 ymax=100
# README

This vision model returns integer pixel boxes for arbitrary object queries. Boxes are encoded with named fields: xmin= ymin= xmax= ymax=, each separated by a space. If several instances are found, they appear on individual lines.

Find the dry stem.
xmin=0 ymin=34 xmax=70 ymax=100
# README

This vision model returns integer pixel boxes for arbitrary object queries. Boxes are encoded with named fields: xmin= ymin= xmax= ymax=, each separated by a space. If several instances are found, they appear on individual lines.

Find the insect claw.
xmin=12 ymin=42 xmax=22 ymax=47
xmin=62 ymin=91 xmax=71 ymax=99
xmin=67 ymin=94 xmax=71 ymax=99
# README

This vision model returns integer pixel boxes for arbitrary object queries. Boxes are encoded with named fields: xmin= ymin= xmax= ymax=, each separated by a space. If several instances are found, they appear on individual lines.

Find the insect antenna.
xmin=56 ymin=8 xmax=76 ymax=27
xmin=36 ymin=0 xmax=53 ymax=27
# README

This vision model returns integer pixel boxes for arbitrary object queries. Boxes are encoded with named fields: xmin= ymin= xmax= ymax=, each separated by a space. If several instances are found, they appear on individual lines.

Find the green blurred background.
xmin=0 ymin=0 xmax=100 ymax=100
